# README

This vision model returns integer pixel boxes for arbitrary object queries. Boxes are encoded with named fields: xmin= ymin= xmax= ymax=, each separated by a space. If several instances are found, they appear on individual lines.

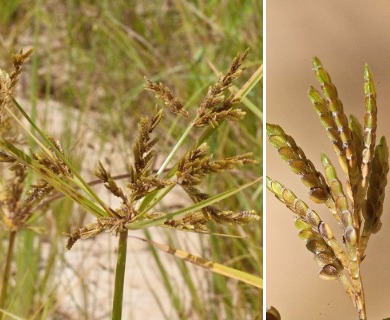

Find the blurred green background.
xmin=0 ymin=1 xmax=262 ymax=319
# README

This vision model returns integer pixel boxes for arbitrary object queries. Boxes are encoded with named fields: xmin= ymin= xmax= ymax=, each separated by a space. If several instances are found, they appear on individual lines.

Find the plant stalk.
xmin=156 ymin=122 xmax=194 ymax=176
xmin=0 ymin=231 xmax=16 ymax=318
xmin=355 ymin=272 xmax=366 ymax=320
xmin=111 ymin=230 xmax=128 ymax=320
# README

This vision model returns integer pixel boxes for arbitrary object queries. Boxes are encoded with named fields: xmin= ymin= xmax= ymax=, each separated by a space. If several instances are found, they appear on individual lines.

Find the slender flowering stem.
xmin=157 ymin=122 xmax=194 ymax=176
xmin=0 ymin=231 xmax=16 ymax=318
xmin=112 ymin=230 xmax=128 ymax=320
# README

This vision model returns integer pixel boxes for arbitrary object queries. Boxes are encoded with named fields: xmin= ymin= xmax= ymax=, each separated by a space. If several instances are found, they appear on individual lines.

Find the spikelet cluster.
xmin=0 ymin=50 xmax=57 ymax=234
xmin=66 ymin=51 xmax=259 ymax=247
xmin=0 ymin=49 xmax=33 ymax=117
xmin=193 ymin=50 xmax=248 ymax=127
xmin=172 ymin=142 xmax=258 ymax=228
xmin=267 ymin=58 xmax=388 ymax=320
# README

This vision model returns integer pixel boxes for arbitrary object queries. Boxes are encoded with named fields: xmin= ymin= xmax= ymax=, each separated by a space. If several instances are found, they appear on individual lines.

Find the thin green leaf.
xmin=127 ymin=176 xmax=262 ymax=230
xmin=0 ymin=139 xmax=107 ymax=218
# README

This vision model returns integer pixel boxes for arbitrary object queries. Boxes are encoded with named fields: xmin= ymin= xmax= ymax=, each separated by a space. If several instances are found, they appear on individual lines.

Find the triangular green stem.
xmin=111 ymin=230 xmax=128 ymax=320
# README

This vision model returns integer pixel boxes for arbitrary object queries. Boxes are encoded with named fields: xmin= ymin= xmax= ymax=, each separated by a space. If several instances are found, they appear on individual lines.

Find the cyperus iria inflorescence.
xmin=267 ymin=58 xmax=388 ymax=320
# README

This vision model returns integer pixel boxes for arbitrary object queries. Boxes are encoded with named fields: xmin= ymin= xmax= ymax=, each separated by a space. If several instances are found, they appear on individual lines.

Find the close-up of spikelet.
xmin=266 ymin=2 xmax=390 ymax=318
xmin=267 ymin=58 xmax=388 ymax=320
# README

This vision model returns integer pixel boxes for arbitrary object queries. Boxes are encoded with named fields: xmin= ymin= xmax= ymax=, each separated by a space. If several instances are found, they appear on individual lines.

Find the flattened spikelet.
xmin=194 ymin=50 xmax=248 ymax=127
xmin=65 ymin=217 xmax=128 ymax=249
xmin=0 ymin=49 xmax=33 ymax=117
xmin=360 ymin=137 xmax=389 ymax=254
xmin=267 ymin=176 xmax=354 ymax=299
xmin=349 ymin=115 xmax=364 ymax=170
xmin=266 ymin=123 xmax=333 ymax=207
xmin=312 ymin=57 xmax=359 ymax=201
xmin=177 ymin=143 xmax=255 ymax=186
xmin=361 ymin=65 xmax=378 ymax=199
xmin=145 ymin=79 xmax=189 ymax=118
xmin=95 ymin=161 xmax=128 ymax=204
xmin=308 ymin=86 xmax=347 ymax=174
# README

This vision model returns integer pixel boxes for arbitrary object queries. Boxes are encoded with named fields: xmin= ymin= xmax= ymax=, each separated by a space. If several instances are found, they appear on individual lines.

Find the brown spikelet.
xmin=177 ymin=142 xmax=256 ymax=186
xmin=360 ymin=137 xmax=389 ymax=254
xmin=0 ymin=49 xmax=33 ymax=118
xmin=65 ymin=216 xmax=130 ymax=250
xmin=194 ymin=50 xmax=248 ymax=127
xmin=126 ymin=107 xmax=172 ymax=201
xmin=266 ymin=123 xmax=334 ymax=211
xmin=145 ymin=79 xmax=189 ymax=118
xmin=95 ymin=161 xmax=128 ymax=204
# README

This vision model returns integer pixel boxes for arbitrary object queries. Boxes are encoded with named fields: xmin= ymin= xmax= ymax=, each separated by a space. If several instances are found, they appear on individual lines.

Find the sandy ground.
xmin=56 ymin=228 xmax=201 ymax=320
xmin=267 ymin=1 xmax=390 ymax=319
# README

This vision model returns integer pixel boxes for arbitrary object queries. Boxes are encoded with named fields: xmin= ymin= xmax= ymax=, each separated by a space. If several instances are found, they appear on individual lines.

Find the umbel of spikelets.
xmin=65 ymin=51 xmax=259 ymax=248
xmin=267 ymin=58 xmax=389 ymax=320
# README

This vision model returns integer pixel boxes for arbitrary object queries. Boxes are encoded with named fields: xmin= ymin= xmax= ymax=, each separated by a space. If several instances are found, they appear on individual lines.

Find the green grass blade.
xmin=9 ymin=97 xmax=111 ymax=215
xmin=127 ymin=176 xmax=262 ymax=230
xmin=0 ymin=139 xmax=107 ymax=218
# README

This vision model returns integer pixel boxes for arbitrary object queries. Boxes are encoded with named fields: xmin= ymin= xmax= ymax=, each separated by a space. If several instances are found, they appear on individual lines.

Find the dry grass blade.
xmin=131 ymin=236 xmax=263 ymax=289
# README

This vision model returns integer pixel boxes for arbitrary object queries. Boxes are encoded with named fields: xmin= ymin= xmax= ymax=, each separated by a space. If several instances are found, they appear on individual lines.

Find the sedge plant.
xmin=0 ymin=49 xmax=262 ymax=319
xmin=267 ymin=58 xmax=388 ymax=319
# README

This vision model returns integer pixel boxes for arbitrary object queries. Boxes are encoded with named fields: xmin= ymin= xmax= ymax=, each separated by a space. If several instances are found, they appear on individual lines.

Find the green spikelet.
xmin=360 ymin=65 xmax=378 ymax=199
xmin=266 ymin=177 xmax=349 ymax=270
xmin=308 ymin=86 xmax=348 ymax=174
xmin=360 ymin=136 xmax=389 ymax=254
xmin=349 ymin=115 xmax=364 ymax=172
xmin=312 ymin=57 xmax=360 ymax=202
xmin=266 ymin=124 xmax=331 ymax=204
xmin=321 ymin=153 xmax=360 ymax=285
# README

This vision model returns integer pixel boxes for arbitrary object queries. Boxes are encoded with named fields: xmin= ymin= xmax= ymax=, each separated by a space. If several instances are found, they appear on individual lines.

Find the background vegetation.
xmin=0 ymin=1 xmax=262 ymax=319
